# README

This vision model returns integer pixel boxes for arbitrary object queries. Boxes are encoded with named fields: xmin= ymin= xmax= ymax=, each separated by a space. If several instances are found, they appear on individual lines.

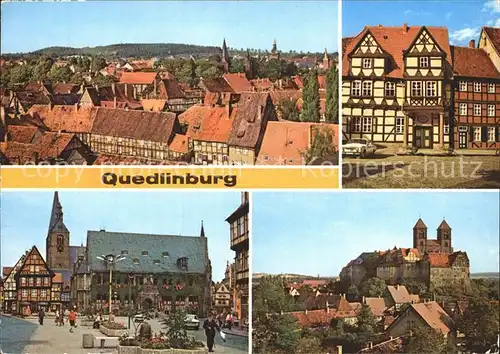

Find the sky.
xmin=0 ymin=191 xmax=241 ymax=282
xmin=0 ymin=1 xmax=338 ymax=54
xmin=253 ymin=191 xmax=500 ymax=276
xmin=343 ymin=0 xmax=500 ymax=46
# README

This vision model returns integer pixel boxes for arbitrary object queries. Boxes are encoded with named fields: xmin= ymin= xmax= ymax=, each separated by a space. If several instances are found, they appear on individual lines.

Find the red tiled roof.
xmin=200 ymin=78 xmax=234 ymax=93
xmin=343 ymin=25 xmax=452 ymax=78
xmin=483 ymin=27 xmax=500 ymax=54
xmin=427 ymin=253 xmax=451 ymax=267
xmin=168 ymin=134 xmax=189 ymax=153
xmin=223 ymin=73 xmax=253 ymax=93
xmin=289 ymin=308 xmax=358 ymax=328
xmin=141 ymin=99 xmax=168 ymax=112
xmin=257 ymin=122 xmax=338 ymax=165
xmin=250 ymin=78 xmax=274 ymax=91
xmin=318 ymin=75 xmax=326 ymax=90
xmin=53 ymin=273 xmax=63 ymax=283
xmin=119 ymin=72 xmax=158 ymax=85
xmin=452 ymin=46 xmax=499 ymax=78
xmin=387 ymin=285 xmax=411 ymax=304
xmin=3 ymin=267 xmax=13 ymax=278
xmin=364 ymin=297 xmax=389 ymax=316
xmin=411 ymin=301 xmax=453 ymax=335
xmin=158 ymin=79 xmax=185 ymax=100
xmin=93 ymin=154 xmax=184 ymax=165
xmin=302 ymin=279 xmax=329 ymax=287
xmin=7 ymin=125 xmax=39 ymax=144
xmin=53 ymin=84 xmax=80 ymax=95
xmin=180 ymin=105 xmax=236 ymax=143
xmin=414 ymin=218 xmax=427 ymax=228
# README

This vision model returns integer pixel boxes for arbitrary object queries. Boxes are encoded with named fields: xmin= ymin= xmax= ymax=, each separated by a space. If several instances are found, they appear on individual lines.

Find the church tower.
xmin=413 ymin=218 xmax=428 ymax=253
xmin=221 ymin=39 xmax=230 ymax=73
xmin=437 ymin=219 xmax=452 ymax=253
xmin=270 ymin=39 xmax=280 ymax=60
xmin=323 ymin=48 xmax=330 ymax=69
xmin=46 ymin=192 xmax=71 ymax=271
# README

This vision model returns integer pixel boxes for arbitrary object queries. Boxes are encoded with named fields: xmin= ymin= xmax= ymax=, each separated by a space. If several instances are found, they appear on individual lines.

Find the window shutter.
xmin=481 ymin=126 xmax=488 ymax=142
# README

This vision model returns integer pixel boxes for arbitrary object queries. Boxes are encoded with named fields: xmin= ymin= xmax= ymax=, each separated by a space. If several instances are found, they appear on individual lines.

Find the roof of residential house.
xmin=53 ymin=84 xmax=80 ymax=95
xmin=343 ymin=25 xmax=452 ymax=78
xmin=268 ymin=90 xmax=302 ymax=106
xmin=158 ymin=79 xmax=186 ymax=99
xmin=387 ymin=285 xmax=412 ymax=304
xmin=180 ymin=105 xmax=236 ymax=143
xmin=93 ymin=154 xmax=183 ymax=165
xmin=364 ymin=297 xmax=390 ymax=317
xmin=483 ymin=26 xmax=500 ymax=54
xmin=141 ymin=99 xmax=168 ymax=112
xmin=50 ymin=93 xmax=81 ymax=106
xmin=257 ymin=122 xmax=338 ymax=165
xmin=408 ymin=301 xmax=453 ymax=335
xmin=86 ymin=230 xmax=208 ymax=274
xmin=7 ymin=125 xmax=39 ymax=144
xmin=24 ymin=82 xmax=52 ymax=94
xmin=228 ymin=92 xmax=272 ymax=148
xmin=289 ymin=307 xmax=359 ymax=327
xmin=52 ymin=273 xmax=63 ymax=283
xmin=427 ymin=253 xmax=451 ymax=267
xmin=199 ymin=77 xmax=234 ymax=93
xmin=2 ymin=267 xmax=13 ymax=278
xmin=27 ymin=105 xmax=177 ymax=143
xmin=168 ymin=134 xmax=189 ymax=154
xmin=119 ymin=72 xmax=158 ymax=85
xmin=223 ymin=73 xmax=253 ymax=93
xmin=451 ymin=46 xmax=500 ymax=78
xmin=250 ymin=78 xmax=274 ymax=91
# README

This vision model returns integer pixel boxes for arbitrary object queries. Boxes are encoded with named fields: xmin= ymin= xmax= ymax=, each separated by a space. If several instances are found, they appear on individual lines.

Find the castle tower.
xmin=323 ymin=48 xmax=330 ymax=69
xmin=221 ymin=39 xmax=230 ymax=73
xmin=437 ymin=219 xmax=452 ymax=253
xmin=413 ymin=218 xmax=427 ymax=252
xmin=46 ymin=192 xmax=71 ymax=271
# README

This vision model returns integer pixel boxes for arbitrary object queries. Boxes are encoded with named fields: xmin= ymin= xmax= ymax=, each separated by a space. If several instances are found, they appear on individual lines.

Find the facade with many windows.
xmin=342 ymin=24 xmax=499 ymax=150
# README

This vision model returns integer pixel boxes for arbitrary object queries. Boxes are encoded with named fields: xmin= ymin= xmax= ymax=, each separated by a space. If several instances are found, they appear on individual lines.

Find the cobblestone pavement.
xmin=0 ymin=316 xmax=247 ymax=354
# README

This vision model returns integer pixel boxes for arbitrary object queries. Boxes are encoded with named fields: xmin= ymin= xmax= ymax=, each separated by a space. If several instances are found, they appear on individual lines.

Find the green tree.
xmin=92 ymin=73 xmax=117 ymax=85
xmin=253 ymin=312 xmax=300 ymax=354
xmin=277 ymin=99 xmax=300 ymax=121
xmin=356 ymin=304 xmax=376 ymax=332
xmin=360 ymin=277 xmax=387 ymax=297
xmin=303 ymin=126 xmax=337 ymax=165
xmin=401 ymin=279 xmax=428 ymax=296
xmin=257 ymin=59 xmax=282 ymax=81
xmin=295 ymin=336 xmax=322 ymax=354
xmin=300 ymin=70 xmax=320 ymax=122
xmin=47 ymin=65 xmax=73 ymax=83
xmin=325 ymin=65 xmax=338 ymax=123
xmin=457 ymin=297 xmax=500 ymax=352
xmin=9 ymin=65 xmax=34 ymax=85
xmin=32 ymin=56 xmax=54 ymax=82
xmin=347 ymin=284 xmax=360 ymax=301
xmin=91 ymin=57 xmax=107 ymax=73
xmin=229 ymin=59 xmax=246 ymax=74
xmin=405 ymin=327 xmax=447 ymax=353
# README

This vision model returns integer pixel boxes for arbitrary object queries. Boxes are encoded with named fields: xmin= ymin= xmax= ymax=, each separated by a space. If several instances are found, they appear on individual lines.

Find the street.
xmin=0 ymin=315 xmax=248 ymax=354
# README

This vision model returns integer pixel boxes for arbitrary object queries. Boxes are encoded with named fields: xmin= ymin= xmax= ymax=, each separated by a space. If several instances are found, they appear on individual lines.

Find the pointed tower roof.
xmin=48 ymin=191 xmax=69 ymax=234
xmin=324 ymin=48 xmax=329 ymax=60
xmin=413 ymin=218 xmax=427 ymax=229
xmin=222 ymin=38 xmax=230 ymax=63
xmin=437 ymin=219 xmax=451 ymax=230
xmin=200 ymin=220 xmax=205 ymax=238
xmin=272 ymin=39 xmax=278 ymax=53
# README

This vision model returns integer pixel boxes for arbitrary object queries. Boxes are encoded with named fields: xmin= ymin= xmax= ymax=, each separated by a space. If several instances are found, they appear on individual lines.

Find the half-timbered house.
xmin=451 ymin=41 xmax=500 ymax=149
xmin=479 ymin=27 xmax=500 ymax=72
xmin=343 ymin=24 xmax=453 ymax=149
xmin=119 ymin=72 xmax=161 ymax=100
xmin=2 ymin=254 xmax=26 ymax=313
xmin=15 ymin=246 xmax=55 ymax=314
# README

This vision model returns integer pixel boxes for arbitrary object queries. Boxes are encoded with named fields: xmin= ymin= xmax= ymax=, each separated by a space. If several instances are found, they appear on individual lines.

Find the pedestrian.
xmin=55 ymin=310 xmax=60 ymax=326
xmin=69 ymin=308 xmax=77 ymax=332
xmin=38 ymin=307 xmax=45 ymax=325
xmin=225 ymin=313 xmax=233 ymax=331
xmin=138 ymin=321 xmax=152 ymax=341
xmin=203 ymin=313 xmax=220 ymax=353
xmin=93 ymin=313 xmax=101 ymax=329
xmin=59 ymin=309 xmax=65 ymax=326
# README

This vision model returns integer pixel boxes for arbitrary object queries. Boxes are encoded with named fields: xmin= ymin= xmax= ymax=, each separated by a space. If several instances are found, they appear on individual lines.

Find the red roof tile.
xmin=250 ymin=78 xmax=274 ymax=91
xmin=93 ymin=154 xmax=184 ymax=165
xmin=180 ymin=105 xmax=236 ymax=143
xmin=364 ymin=297 xmax=389 ymax=316
xmin=158 ymin=79 xmax=186 ymax=100
xmin=289 ymin=308 xmax=358 ymax=328
xmin=411 ymin=301 xmax=453 ymax=335
xmin=168 ymin=134 xmax=189 ymax=153
xmin=119 ymin=72 xmax=158 ymax=85
xmin=343 ymin=25 xmax=452 ymax=78
xmin=387 ymin=285 xmax=411 ymax=304
xmin=483 ymin=27 xmax=500 ymax=54
xmin=452 ymin=46 xmax=499 ymax=78
xmin=223 ymin=73 xmax=253 ymax=93
xmin=141 ymin=99 xmax=168 ymax=112
xmin=7 ymin=125 xmax=39 ymax=144
xmin=427 ymin=253 xmax=451 ymax=267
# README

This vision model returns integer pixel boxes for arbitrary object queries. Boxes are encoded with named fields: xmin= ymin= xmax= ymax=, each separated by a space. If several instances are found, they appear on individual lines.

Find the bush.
xmin=101 ymin=321 xmax=127 ymax=330
xmin=159 ymin=310 xmax=204 ymax=349
xmin=119 ymin=334 xmax=140 ymax=347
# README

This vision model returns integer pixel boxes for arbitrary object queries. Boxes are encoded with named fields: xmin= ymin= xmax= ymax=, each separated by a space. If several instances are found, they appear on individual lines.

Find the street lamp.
xmin=128 ymin=272 xmax=134 ymax=329
xmin=96 ymin=254 xmax=126 ymax=321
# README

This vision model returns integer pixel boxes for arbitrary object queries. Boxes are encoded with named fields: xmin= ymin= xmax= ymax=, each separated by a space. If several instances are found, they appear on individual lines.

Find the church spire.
xmin=48 ymin=191 xmax=69 ymax=234
xmin=222 ymin=38 xmax=230 ymax=73
xmin=200 ymin=220 xmax=205 ymax=238
xmin=272 ymin=39 xmax=277 ymax=53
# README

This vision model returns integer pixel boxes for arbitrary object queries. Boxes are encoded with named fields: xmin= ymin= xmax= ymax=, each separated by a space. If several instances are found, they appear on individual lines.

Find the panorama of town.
xmin=253 ymin=210 xmax=500 ymax=354
xmin=0 ymin=38 xmax=339 ymax=166
xmin=0 ymin=192 xmax=249 ymax=354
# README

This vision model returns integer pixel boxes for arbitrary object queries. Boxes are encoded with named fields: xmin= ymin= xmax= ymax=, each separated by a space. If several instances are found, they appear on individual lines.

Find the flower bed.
xmin=100 ymin=321 xmax=129 ymax=337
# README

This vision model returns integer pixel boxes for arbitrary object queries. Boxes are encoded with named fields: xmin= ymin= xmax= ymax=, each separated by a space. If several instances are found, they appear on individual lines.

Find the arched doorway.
xmin=142 ymin=298 xmax=153 ymax=310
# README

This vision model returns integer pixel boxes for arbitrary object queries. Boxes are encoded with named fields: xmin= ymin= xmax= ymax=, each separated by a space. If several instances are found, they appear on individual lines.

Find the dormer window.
xmin=362 ymin=58 xmax=372 ymax=69
xmin=133 ymin=258 xmax=139 ymax=265
xmin=419 ymin=57 xmax=429 ymax=68
xmin=153 ymin=260 xmax=161 ymax=265
xmin=121 ymin=250 xmax=128 ymax=256
xmin=177 ymin=257 xmax=188 ymax=271
xmin=142 ymin=251 xmax=149 ymax=256
xmin=162 ymin=252 xmax=169 ymax=258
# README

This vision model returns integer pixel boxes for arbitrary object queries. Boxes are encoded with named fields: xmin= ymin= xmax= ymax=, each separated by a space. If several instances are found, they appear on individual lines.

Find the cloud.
xmin=450 ymin=27 xmax=481 ymax=42
xmin=482 ymin=0 xmax=500 ymax=13
xmin=445 ymin=12 xmax=453 ymax=20
xmin=487 ymin=18 xmax=500 ymax=27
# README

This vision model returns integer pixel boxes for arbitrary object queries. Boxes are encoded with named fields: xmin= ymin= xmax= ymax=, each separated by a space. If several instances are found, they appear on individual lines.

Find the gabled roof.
xmin=387 ymin=285 xmax=411 ymax=304
xmin=483 ymin=27 xmax=500 ymax=55
xmin=18 ymin=246 xmax=54 ymax=277
xmin=199 ymin=77 xmax=234 ymax=93
xmin=7 ymin=125 xmax=39 ymax=144
xmin=437 ymin=219 xmax=451 ymax=230
xmin=343 ymin=25 xmax=451 ymax=78
xmin=119 ymin=72 xmax=158 ymax=85
xmin=408 ymin=301 xmax=453 ymax=335
xmin=158 ymin=79 xmax=185 ymax=100
xmin=168 ymin=134 xmax=189 ymax=154
xmin=87 ymin=230 xmax=208 ymax=274
xmin=414 ymin=218 xmax=427 ymax=229
xmin=451 ymin=45 xmax=500 ymax=79
xmin=180 ymin=105 xmax=236 ymax=143
xmin=364 ymin=297 xmax=390 ymax=316
xmin=53 ymin=84 xmax=80 ymax=95
xmin=223 ymin=73 xmax=253 ymax=93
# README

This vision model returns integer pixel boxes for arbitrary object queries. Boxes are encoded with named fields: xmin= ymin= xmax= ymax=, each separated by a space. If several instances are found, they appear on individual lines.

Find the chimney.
xmin=305 ymin=309 xmax=308 ymax=314
xmin=125 ymin=84 xmax=128 ymax=98
xmin=369 ymin=342 xmax=373 ymax=349
xmin=111 ymin=83 xmax=116 ymax=96
xmin=226 ymin=101 xmax=232 ymax=118
xmin=469 ymin=40 xmax=475 ymax=48
xmin=342 ymin=293 xmax=346 ymax=299
xmin=396 ymin=284 xmax=400 ymax=290
xmin=32 ymin=152 xmax=39 ymax=164
xmin=258 ymin=105 xmax=263 ymax=121
xmin=114 ymin=96 xmax=117 ymax=109
xmin=48 ymin=103 xmax=53 ymax=112
xmin=308 ymin=125 xmax=314 ymax=149
xmin=74 ymin=103 xmax=79 ymax=112
xmin=403 ymin=23 xmax=408 ymax=33
xmin=362 ymin=296 xmax=366 ymax=304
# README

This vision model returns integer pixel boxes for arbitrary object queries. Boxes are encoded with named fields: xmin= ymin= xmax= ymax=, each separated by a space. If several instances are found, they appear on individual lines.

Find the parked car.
xmin=342 ymin=138 xmax=376 ymax=158
xmin=184 ymin=314 xmax=200 ymax=330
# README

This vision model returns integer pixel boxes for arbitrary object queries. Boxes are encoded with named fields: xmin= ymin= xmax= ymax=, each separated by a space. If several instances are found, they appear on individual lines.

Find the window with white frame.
xmin=411 ymin=81 xmax=422 ymax=96
xmin=362 ymin=117 xmax=373 ymax=133
xmin=444 ymin=124 xmax=449 ymax=134
xmin=474 ymin=104 xmax=481 ymax=116
xmin=22 ymin=289 xmax=28 ymax=297
xmin=351 ymin=81 xmax=362 ymax=96
xmin=460 ymin=103 xmax=467 ymax=115
xmin=362 ymin=58 xmax=372 ymax=69
xmin=385 ymin=82 xmax=396 ymax=97
xmin=474 ymin=82 xmax=481 ymax=92
xmin=362 ymin=81 xmax=373 ymax=96
xmin=395 ymin=117 xmax=404 ymax=133
xmin=426 ymin=81 xmax=437 ymax=96
xmin=459 ymin=81 xmax=467 ymax=91
xmin=473 ymin=127 xmax=481 ymax=141
xmin=419 ymin=57 xmax=429 ymax=68
xmin=488 ymin=83 xmax=495 ymax=93
xmin=488 ymin=104 xmax=495 ymax=117
xmin=488 ymin=127 xmax=496 ymax=141
xmin=352 ymin=117 xmax=362 ymax=132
